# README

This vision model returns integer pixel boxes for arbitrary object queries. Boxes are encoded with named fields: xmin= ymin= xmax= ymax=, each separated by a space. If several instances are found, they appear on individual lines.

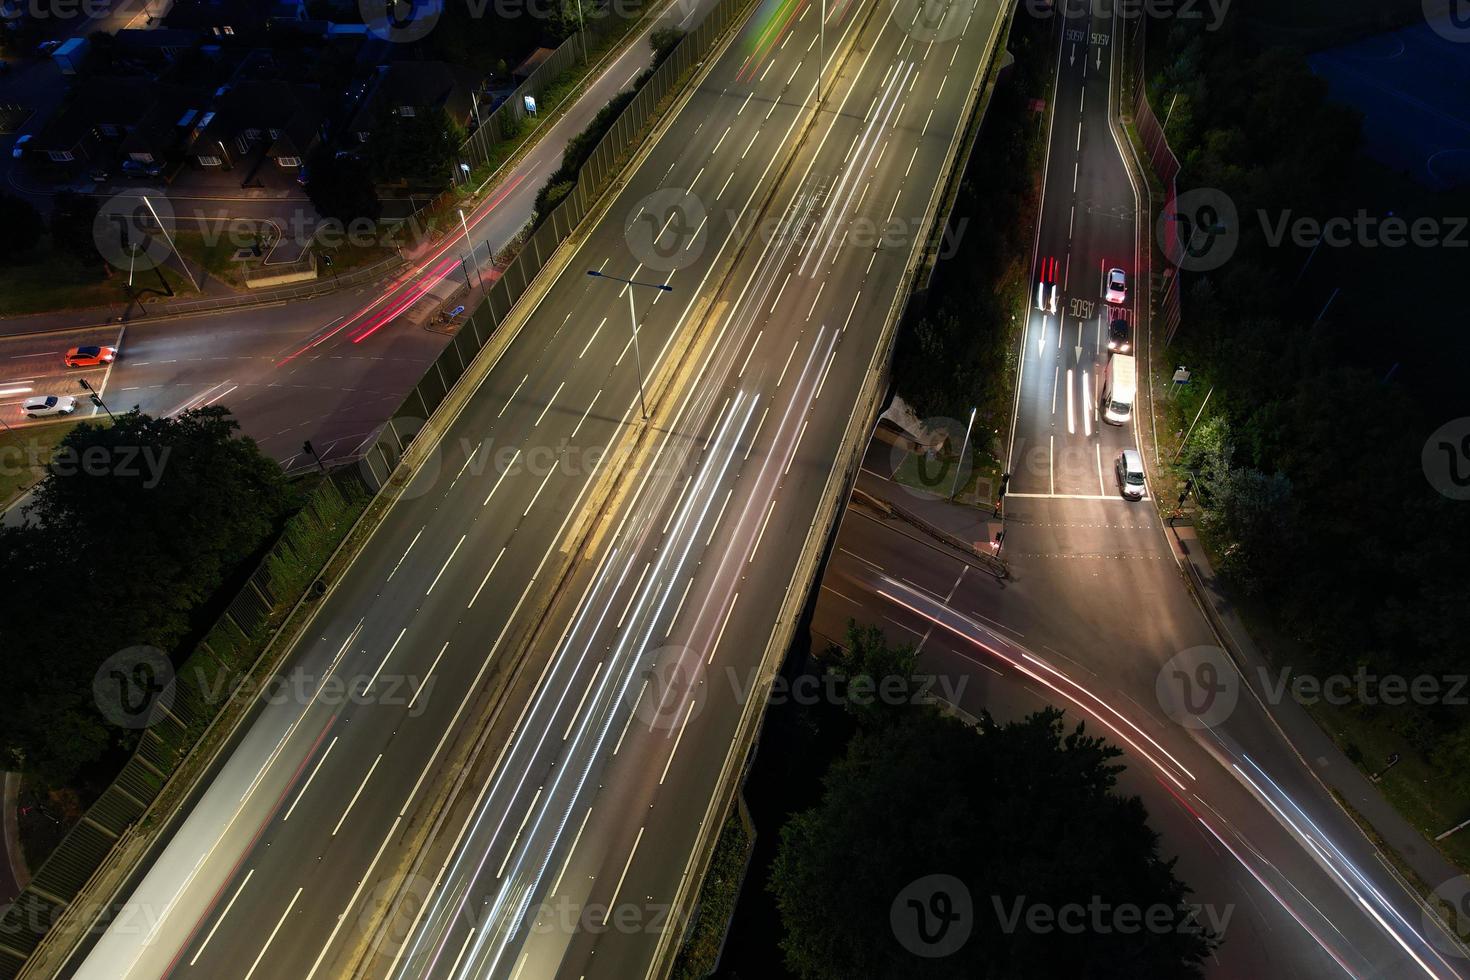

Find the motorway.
xmin=807 ymin=0 xmax=1470 ymax=976
xmin=70 ymin=0 xmax=1002 ymax=975
xmin=0 ymin=0 xmax=714 ymax=467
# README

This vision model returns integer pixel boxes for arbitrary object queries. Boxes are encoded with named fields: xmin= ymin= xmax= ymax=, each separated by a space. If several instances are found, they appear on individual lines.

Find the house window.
xmin=397 ymin=105 xmax=416 ymax=117
xmin=275 ymin=155 xmax=300 ymax=168
xmin=243 ymin=128 xmax=263 ymax=141
xmin=197 ymin=154 xmax=222 ymax=166
xmin=128 ymin=152 xmax=155 ymax=163
xmin=48 ymin=150 xmax=75 ymax=162
xmin=222 ymin=25 xmax=234 ymax=34
xmin=268 ymin=128 xmax=282 ymax=139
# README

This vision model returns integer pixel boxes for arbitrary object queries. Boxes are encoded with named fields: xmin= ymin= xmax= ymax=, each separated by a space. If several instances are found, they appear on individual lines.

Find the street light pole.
xmin=948 ymin=406 xmax=975 ymax=501
xmin=458 ymin=208 xmax=481 ymax=287
xmin=141 ymin=195 xmax=199 ymax=293
xmin=586 ymin=269 xmax=672 ymax=421
xmin=818 ymin=0 xmax=825 ymax=105
xmin=1172 ymin=385 xmax=1214 ymax=464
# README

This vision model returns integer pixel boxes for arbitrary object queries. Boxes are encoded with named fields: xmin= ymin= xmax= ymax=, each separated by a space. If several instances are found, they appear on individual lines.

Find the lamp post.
xmin=458 ymin=208 xmax=481 ymax=287
xmin=141 ymin=195 xmax=198 ymax=292
xmin=948 ymin=406 xmax=975 ymax=501
xmin=586 ymin=270 xmax=671 ymax=421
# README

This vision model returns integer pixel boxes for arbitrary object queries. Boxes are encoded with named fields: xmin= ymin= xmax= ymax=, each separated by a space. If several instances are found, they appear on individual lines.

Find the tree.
xmin=367 ymin=104 xmax=459 ymax=191
xmin=49 ymin=190 xmax=104 ymax=268
xmin=770 ymin=695 xmax=1216 ymax=978
xmin=304 ymin=146 xmax=381 ymax=226
xmin=0 ymin=193 xmax=45 ymax=261
xmin=0 ymin=407 xmax=292 ymax=782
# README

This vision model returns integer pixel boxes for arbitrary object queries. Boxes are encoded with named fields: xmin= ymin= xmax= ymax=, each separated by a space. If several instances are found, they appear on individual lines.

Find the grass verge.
xmin=671 ymin=808 xmax=754 ymax=979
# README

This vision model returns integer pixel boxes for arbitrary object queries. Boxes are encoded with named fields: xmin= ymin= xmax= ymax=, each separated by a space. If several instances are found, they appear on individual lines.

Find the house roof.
xmin=31 ymin=78 xmax=157 ymax=153
xmin=190 ymin=80 xmax=326 ymax=155
xmin=511 ymin=47 xmax=555 ymax=81
xmin=347 ymin=61 xmax=480 ymax=136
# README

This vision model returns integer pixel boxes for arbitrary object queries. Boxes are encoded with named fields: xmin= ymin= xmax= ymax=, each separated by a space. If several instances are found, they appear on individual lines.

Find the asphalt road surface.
xmin=793 ymin=0 xmax=1469 ymax=976
xmin=70 ymin=0 xmax=1003 ymax=975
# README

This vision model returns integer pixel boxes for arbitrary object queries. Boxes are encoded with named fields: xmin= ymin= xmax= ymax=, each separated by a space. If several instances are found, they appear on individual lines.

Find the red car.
xmin=64 ymin=345 xmax=117 ymax=368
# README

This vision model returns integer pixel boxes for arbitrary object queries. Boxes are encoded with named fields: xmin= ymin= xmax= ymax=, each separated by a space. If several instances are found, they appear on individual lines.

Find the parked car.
xmin=11 ymin=133 xmax=32 ymax=159
xmin=64 ymin=345 xmax=117 ymax=367
xmin=1107 ymin=316 xmax=1132 ymax=354
xmin=121 ymin=159 xmax=164 ymax=178
xmin=35 ymin=40 xmax=61 ymax=56
xmin=1105 ymin=267 xmax=1128 ymax=304
xmin=1114 ymin=449 xmax=1146 ymax=501
xmin=87 ymin=165 xmax=111 ymax=182
xmin=22 ymin=395 xmax=77 ymax=418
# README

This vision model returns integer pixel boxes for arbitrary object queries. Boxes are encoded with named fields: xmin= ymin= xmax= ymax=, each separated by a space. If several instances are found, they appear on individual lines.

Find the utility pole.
xmin=949 ymin=407 xmax=975 ymax=501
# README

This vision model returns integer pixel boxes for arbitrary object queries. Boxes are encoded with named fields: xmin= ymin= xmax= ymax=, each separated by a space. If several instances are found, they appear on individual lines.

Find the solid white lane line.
xmin=563 ymin=662 xmax=604 ymax=740
xmin=659 ymin=700 xmax=697 ymax=785
xmin=717 ymin=170 xmax=735 ymax=199
xmin=666 ymin=577 xmax=694 ymax=637
xmin=777 ymin=339 xmax=800 ymax=386
xmin=331 ymin=754 xmax=382 ymax=836
xmin=769 ymin=271 xmax=792 ymax=314
xmin=534 ymin=381 xmax=565 ymax=428
xmin=446 ymin=929 xmax=477 ymax=979
xmin=603 ymin=827 xmax=645 ymax=924
xmin=580 ymin=317 xmax=608 ymax=358
xmin=283 ymin=737 xmax=339 ymax=822
xmin=551 ymin=806 xmax=593 ymax=897
xmin=190 ymin=869 xmax=255 ymax=966
xmin=303 ymin=815 xmax=402 ymax=979
xmin=483 ymin=448 xmax=520 ymax=506
xmin=468 ymin=548 xmax=508 ymax=608
xmin=707 ymin=488 xmax=734 ymax=545
xmin=738 ymin=330 xmax=762 ymax=378
xmin=785 ymin=419 xmax=809 ymax=475
xmin=410 ymin=642 xmax=450 ymax=711
xmin=386 ymin=527 xmax=423 ymax=581
xmin=619 ymin=563 xmax=653 ymax=628
xmin=749 ymin=499 xmax=777 ymax=564
xmin=744 ymin=407 xmax=769 ymax=461
xmin=523 ymin=466 xmax=557 ymax=517
xmin=426 ymin=534 xmax=466 ymax=595
xmin=243 ymin=886 xmax=302 ymax=980
xmin=498 ymin=374 xmax=528 ymax=417
xmin=1097 ymin=442 xmax=1106 ymax=495
xmin=615 ymin=681 xmax=646 ymax=754
xmin=571 ymin=390 xmax=601 ymax=438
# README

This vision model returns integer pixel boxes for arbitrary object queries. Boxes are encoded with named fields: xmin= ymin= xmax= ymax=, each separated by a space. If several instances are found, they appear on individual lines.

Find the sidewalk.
xmin=1167 ymin=522 xmax=1464 ymax=897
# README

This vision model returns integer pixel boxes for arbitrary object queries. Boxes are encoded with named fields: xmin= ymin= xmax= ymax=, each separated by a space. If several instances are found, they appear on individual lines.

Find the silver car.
xmin=1114 ymin=448 xmax=1146 ymax=500
xmin=22 ymin=394 xmax=78 ymax=418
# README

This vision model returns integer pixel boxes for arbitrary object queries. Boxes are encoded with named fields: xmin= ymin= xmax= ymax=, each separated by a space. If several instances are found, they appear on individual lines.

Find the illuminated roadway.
xmin=813 ymin=0 xmax=1469 ymax=976
xmin=69 ymin=0 xmax=1003 ymax=974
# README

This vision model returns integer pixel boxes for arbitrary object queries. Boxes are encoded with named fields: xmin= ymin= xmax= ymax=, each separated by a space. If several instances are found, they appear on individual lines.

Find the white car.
xmin=1114 ymin=449 xmax=1146 ymax=501
xmin=11 ymin=133 xmax=32 ymax=159
xmin=1105 ymin=267 xmax=1127 ymax=304
xmin=22 ymin=394 xmax=77 ymax=418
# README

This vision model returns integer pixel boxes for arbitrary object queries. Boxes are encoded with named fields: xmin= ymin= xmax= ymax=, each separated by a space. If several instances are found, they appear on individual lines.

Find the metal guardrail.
xmin=0 ymin=2 xmax=747 ymax=973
